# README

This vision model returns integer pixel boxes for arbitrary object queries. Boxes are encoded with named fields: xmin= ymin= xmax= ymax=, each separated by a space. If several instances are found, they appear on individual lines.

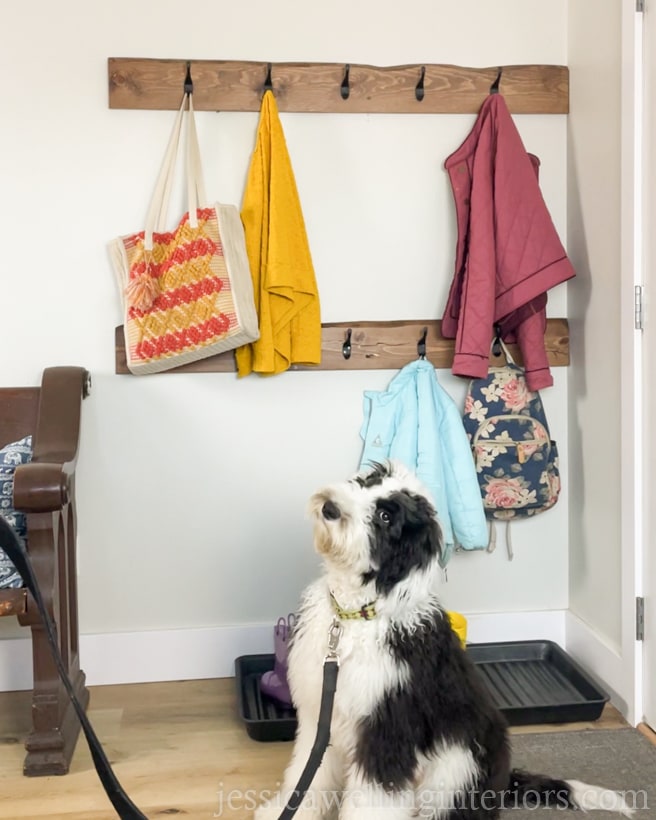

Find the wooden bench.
xmin=0 ymin=367 xmax=90 ymax=776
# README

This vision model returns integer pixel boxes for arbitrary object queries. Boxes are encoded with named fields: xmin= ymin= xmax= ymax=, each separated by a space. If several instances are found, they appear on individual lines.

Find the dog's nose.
xmin=322 ymin=500 xmax=341 ymax=521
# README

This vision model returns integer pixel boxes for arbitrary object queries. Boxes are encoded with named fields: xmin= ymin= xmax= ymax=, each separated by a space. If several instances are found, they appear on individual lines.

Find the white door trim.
xmin=620 ymin=0 xmax=643 ymax=727
xmin=565 ymin=611 xmax=631 ymax=716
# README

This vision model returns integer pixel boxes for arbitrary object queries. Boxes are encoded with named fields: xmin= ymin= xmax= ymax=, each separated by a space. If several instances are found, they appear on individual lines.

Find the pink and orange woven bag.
xmin=110 ymin=90 xmax=259 ymax=374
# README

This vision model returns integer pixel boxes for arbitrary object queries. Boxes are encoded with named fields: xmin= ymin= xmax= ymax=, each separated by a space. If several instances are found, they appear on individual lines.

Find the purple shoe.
xmin=260 ymin=614 xmax=296 ymax=707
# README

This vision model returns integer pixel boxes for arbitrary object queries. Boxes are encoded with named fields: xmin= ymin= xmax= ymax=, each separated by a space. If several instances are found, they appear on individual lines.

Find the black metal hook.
xmin=492 ymin=322 xmax=502 ymax=357
xmin=340 ymin=65 xmax=350 ymax=100
xmin=490 ymin=67 xmax=502 ymax=95
xmin=417 ymin=326 xmax=428 ymax=359
xmin=184 ymin=61 xmax=193 ymax=95
xmin=263 ymin=63 xmax=273 ymax=95
xmin=342 ymin=328 xmax=352 ymax=359
xmin=415 ymin=66 xmax=426 ymax=102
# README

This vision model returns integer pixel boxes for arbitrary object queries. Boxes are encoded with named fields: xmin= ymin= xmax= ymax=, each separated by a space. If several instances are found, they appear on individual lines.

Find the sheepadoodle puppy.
xmin=255 ymin=461 xmax=633 ymax=819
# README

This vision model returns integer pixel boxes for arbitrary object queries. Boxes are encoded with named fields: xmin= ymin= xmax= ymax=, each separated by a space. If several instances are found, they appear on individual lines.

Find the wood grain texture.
xmin=115 ymin=318 xmax=569 ymax=375
xmin=0 ymin=588 xmax=26 ymax=617
xmin=108 ymin=59 xmax=569 ymax=114
xmin=0 ymin=680 xmax=630 ymax=820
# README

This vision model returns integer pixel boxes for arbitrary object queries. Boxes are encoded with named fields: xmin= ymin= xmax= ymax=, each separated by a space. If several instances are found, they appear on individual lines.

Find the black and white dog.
xmin=255 ymin=461 xmax=632 ymax=819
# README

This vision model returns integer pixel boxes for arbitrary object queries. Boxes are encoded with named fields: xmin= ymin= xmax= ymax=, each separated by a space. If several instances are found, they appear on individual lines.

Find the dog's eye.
xmin=377 ymin=509 xmax=391 ymax=525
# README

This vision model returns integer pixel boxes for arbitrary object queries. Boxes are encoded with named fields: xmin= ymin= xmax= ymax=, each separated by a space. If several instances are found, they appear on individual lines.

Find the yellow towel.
xmin=236 ymin=91 xmax=322 ymax=376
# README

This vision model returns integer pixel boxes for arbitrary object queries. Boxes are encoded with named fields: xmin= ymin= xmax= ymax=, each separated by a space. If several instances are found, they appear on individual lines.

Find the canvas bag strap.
xmin=186 ymin=92 xmax=207 ymax=211
xmin=144 ymin=94 xmax=185 ymax=250
xmin=144 ymin=91 xmax=207 ymax=250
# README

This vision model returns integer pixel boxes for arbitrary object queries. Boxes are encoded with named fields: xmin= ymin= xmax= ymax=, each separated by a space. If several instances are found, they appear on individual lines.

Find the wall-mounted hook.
xmin=340 ymin=64 xmax=351 ymax=100
xmin=415 ymin=66 xmax=426 ymax=102
xmin=417 ymin=326 xmax=428 ymax=359
xmin=490 ymin=67 xmax=502 ymax=95
xmin=342 ymin=328 xmax=352 ymax=359
xmin=184 ymin=61 xmax=193 ymax=95
xmin=492 ymin=322 xmax=502 ymax=357
xmin=263 ymin=62 xmax=273 ymax=95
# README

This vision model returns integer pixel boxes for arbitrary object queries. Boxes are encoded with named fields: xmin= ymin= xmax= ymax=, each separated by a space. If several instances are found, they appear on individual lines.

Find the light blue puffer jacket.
xmin=359 ymin=359 xmax=487 ymax=566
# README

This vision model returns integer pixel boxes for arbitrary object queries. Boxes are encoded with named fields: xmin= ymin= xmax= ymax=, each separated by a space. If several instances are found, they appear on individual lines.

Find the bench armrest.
xmin=13 ymin=367 xmax=90 ymax=513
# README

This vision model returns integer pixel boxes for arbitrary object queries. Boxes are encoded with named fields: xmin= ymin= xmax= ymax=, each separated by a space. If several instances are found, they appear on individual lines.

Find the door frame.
xmin=620 ymin=0 xmax=643 ymax=727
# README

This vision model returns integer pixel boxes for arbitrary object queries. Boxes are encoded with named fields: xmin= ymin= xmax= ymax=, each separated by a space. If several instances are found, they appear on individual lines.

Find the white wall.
xmin=564 ymin=0 xmax=642 ymax=721
xmin=566 ymin=0 xmax=623 ymax=650
xmin=0 ymin=1 xmax=570 ymax=677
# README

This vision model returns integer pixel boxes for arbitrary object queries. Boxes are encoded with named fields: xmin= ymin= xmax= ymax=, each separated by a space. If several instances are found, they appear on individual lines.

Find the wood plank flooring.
xmin=0 ymin=679 xmax=632 ymax=820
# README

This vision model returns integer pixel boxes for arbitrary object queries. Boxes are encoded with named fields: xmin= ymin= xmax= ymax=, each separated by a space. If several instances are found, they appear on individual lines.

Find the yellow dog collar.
xmin=330 ymin=592 xmax=377 ymax=621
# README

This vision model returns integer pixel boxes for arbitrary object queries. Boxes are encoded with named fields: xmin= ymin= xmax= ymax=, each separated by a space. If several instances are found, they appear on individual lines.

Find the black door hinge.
xmin=637 ymin=596 xmax=645 ymax=641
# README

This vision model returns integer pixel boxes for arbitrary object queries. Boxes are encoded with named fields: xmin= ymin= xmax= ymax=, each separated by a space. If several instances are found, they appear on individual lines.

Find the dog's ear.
xmin=367 ymin=490 xmax=443 ymax=594
xmin=395 ymin=490 xmax=443 ymax=564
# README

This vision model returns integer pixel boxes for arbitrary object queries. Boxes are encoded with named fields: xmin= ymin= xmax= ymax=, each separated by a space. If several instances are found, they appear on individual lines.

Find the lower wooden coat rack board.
xmin=115 ymin=319 xmax=569 ymax=374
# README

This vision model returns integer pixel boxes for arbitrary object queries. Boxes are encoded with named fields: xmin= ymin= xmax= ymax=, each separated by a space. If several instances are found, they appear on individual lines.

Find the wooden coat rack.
xmin=115 ymin=319 xmax=569 ymax=375
xmin=109 ymin=58 xmax=570 ymax=375
xmin=108 ymin=59 xmax=568 ymax=114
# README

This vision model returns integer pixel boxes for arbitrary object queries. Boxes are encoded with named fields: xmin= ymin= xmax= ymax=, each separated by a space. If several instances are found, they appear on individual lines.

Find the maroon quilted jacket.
xmin=441 ymin=93 xmax=575 ymax=390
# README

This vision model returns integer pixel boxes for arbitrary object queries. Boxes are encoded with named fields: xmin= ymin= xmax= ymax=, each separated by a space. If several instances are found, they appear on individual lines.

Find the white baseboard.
xmin=564 ymin=610 xmax=632 ymax=720
xmin=0 ymin=624 xmax=274 ymax=690
xmin=465 ymin=609 xmax=566 ymax=647
xmin=0 ymin=610 xmax=566 ymax=691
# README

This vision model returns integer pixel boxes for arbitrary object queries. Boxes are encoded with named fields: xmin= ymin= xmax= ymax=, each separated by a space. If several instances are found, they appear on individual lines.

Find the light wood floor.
xmin=0 ymin=679 xmax=634 ymax=820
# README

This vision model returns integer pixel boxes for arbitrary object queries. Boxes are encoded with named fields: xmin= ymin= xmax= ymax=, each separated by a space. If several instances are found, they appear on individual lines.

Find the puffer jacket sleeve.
xmin=415 ymin=363 xmax=454 ymax=565
xmin=433 ymin=376 xmax=488 ymax=551
xmin=415 ymin=364 xmax=487 ymax=565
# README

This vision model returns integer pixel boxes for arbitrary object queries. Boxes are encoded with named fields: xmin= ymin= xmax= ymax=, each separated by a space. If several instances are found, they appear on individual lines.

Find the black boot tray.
xmin=235 ymin=640 xmax=609 ymax=742
xmin=235 ymin=653 xmax=298 ymax=741
xmin=465 ymin=640 xmax=609 ymax=726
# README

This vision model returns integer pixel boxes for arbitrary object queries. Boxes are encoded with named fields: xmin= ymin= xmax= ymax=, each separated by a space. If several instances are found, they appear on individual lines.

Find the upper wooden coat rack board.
xmin=108 ymin=59 xmax=569 ymax=114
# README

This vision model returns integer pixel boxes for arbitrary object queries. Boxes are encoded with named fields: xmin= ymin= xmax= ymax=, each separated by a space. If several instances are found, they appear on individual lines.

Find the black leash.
xmin=0 ymin=516 xmax=339 ymax=820
xmin=0 ymin=516 xmax=148 ymax=819
xmin=277 ymin=621 xmax=341 ymax=820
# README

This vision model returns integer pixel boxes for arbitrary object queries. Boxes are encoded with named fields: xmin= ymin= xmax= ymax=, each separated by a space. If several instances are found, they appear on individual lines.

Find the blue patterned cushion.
xmin=0 ymin=435 xmax=32 ymax=589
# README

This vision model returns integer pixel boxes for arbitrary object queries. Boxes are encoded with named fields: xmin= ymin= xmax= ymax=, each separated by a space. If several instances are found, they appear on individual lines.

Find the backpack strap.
xmin=486 ymin=519 xmax=514 ymax=560
xmin=487 ymin=520 xmax=497 ymax=553
xmin=505 ymin=521 xmax=514 ymax=561
xmin=490 ymin=336 xmax=516 ymax=365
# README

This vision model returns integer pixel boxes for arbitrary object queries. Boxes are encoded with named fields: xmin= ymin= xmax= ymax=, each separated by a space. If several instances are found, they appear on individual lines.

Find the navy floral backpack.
xmin=462 ymin=340 xmax=560 ymax=559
